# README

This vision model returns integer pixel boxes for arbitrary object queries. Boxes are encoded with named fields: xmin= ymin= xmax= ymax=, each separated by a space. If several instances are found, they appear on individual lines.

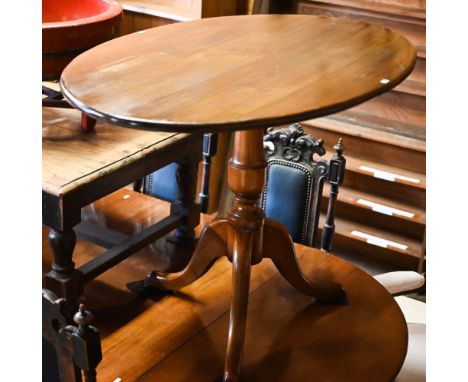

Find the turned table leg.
xmin=171 ymin=154 xmax=201 ymax=243
xmin=45 ymin=228 xmax=83 ymax=319
xmin=224 ymin=229 xmax=254 ymax=382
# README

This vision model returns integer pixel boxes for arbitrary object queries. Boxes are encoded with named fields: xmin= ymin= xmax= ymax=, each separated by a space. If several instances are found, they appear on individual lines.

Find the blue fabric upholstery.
xmin=263 ymin=163 xmax=310 ymax=243
xmin=145 ymin=163 xmax=179 ymax=202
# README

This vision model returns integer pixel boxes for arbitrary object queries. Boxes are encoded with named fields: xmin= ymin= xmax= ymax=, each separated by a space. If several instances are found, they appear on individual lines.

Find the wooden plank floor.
xmin=42 ymin=189 xmax=407 ymax=381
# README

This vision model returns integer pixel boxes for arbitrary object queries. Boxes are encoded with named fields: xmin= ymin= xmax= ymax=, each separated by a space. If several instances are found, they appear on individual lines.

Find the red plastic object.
xmin=42 ymin=0 xmax=122 ymax=80
xmin=81 ymin=113 xmax=97 ymax=132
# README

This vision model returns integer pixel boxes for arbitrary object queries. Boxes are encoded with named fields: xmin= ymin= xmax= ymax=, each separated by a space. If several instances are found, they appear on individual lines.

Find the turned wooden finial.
xmin=71 ymin=303 xmax=102 ymax=382
xmin=322 ymin=138 xmax=346 ymax=253
xmin=74 ymin=303 xmax=94 ymax=327
xmin=334 ymin=138 xmax=345 ymax=157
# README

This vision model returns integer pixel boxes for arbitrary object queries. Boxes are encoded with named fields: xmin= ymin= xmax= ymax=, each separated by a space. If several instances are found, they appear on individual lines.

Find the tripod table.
xmin=60 ymin=14 xmax=416 ymax=382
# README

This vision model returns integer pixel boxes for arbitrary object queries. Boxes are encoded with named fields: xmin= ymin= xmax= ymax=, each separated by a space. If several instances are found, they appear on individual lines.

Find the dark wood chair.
xmin=262 ymin=123 xmax=425 ymax=293
xmin=261 ymin=123 xmax=345 ymax=252
xmin=43 ymin=289 xmax=102 ymax=382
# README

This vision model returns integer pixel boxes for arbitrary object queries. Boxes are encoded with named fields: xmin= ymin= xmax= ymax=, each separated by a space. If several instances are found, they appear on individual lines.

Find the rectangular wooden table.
xmin=42 ymin=106 xmax=202 ymax=306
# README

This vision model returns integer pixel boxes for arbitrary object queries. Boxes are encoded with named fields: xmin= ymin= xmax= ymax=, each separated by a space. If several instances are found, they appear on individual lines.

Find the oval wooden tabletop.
xmin=61 ymin=14 xmax=416 ymax=133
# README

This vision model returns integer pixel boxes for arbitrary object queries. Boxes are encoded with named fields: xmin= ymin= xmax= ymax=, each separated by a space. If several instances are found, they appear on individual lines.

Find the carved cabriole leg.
xmin=224 ymin=229 xmax=254 ymax=382
xmin=199 ymin=133 xmax=218 ymax=213
xmin=264 ymin=219 xmax=345 ymax=302
xmin=172 ymin=154 xmax=201 ymax=243
xmin=45 ymin=228 xmax=83 ymax=317
xmin=144 ymin=218 xmax=229 ymax=290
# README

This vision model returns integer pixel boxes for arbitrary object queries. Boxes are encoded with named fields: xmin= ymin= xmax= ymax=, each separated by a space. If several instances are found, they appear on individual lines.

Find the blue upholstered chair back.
xmin=261 ymin=123 xmax=345 ymax=250
xmin=143 ymin=162 xmax=179 ymax=202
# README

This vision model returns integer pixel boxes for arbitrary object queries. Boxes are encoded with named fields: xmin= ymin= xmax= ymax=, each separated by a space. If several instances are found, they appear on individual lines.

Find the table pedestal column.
xmin=145 ymin=128 xmax=346 ymax=381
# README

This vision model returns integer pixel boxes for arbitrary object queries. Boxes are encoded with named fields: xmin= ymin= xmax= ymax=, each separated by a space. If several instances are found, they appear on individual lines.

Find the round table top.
xmin=61 ymin=14 xmax=416 ymax=133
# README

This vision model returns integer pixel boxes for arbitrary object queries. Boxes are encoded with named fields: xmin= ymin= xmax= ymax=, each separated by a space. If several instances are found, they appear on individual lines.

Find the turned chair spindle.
xmin=142 ymin=133 xmax=218 ymax=214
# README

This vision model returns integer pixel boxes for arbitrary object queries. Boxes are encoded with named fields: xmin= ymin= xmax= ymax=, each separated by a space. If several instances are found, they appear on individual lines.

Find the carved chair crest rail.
xmin=261 ymin=123 xmax=346 ymax=251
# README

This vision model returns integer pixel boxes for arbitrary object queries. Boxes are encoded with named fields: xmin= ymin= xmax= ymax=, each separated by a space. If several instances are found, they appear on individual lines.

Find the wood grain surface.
xmin=42 ymin=107 xmax=192 ymax=197
xmin=61 ymin=14 xmax=416 ymax=132
xmin=43 ymin=189 xmax=408 ymax=381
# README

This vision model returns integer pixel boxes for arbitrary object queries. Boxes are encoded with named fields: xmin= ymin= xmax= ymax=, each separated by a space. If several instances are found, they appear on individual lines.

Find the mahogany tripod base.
xmin=144 ymin=217 xmax=346 ymax=382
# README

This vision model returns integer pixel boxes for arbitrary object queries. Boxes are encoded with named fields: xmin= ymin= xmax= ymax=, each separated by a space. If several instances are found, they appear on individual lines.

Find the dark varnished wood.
xmin=42 ymin=106 xmax=202 ymax=308
xmin=198 ymin=133 xmax=218 ymax=213
xmin=146 ymin=129 xmax=345 ymax=380
xmin=43 ymin=289 xmax=81 ymax=382
xmin=59 ymin=14 xmax=415 ymax=380
xmin=43 ymin=290 xmax=102 ymax=382
xmin=261 ymin=123 xmax=345 ymax=250
xmin=43 ymin=190 xmax=408 ymax=381
xmin=45 ymin=228 xmax=83 ymax=310
xmin=321 ymin=138 xmax=346 ymax=251
xmin=42 ymin=107 xmax=202 ymax=231
xmin=142 ymin=249 xmax=407 ymax=382
xmin=222 ymin=131 xmax=270 ymax=380
xmin=172 ymin=155 xmax=201 ymax=241
xmin=145 ymin=218 xmax=228 ymax=290
xmin=224 ymin=229 xmax=254 ymax=382
xmin=264 ymin=219 xmax=344 ymax=301
xmin=61 ymin=14 xmax=416 ymax=132
xmin=79 ymin=212 xmax=184 ymax=282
